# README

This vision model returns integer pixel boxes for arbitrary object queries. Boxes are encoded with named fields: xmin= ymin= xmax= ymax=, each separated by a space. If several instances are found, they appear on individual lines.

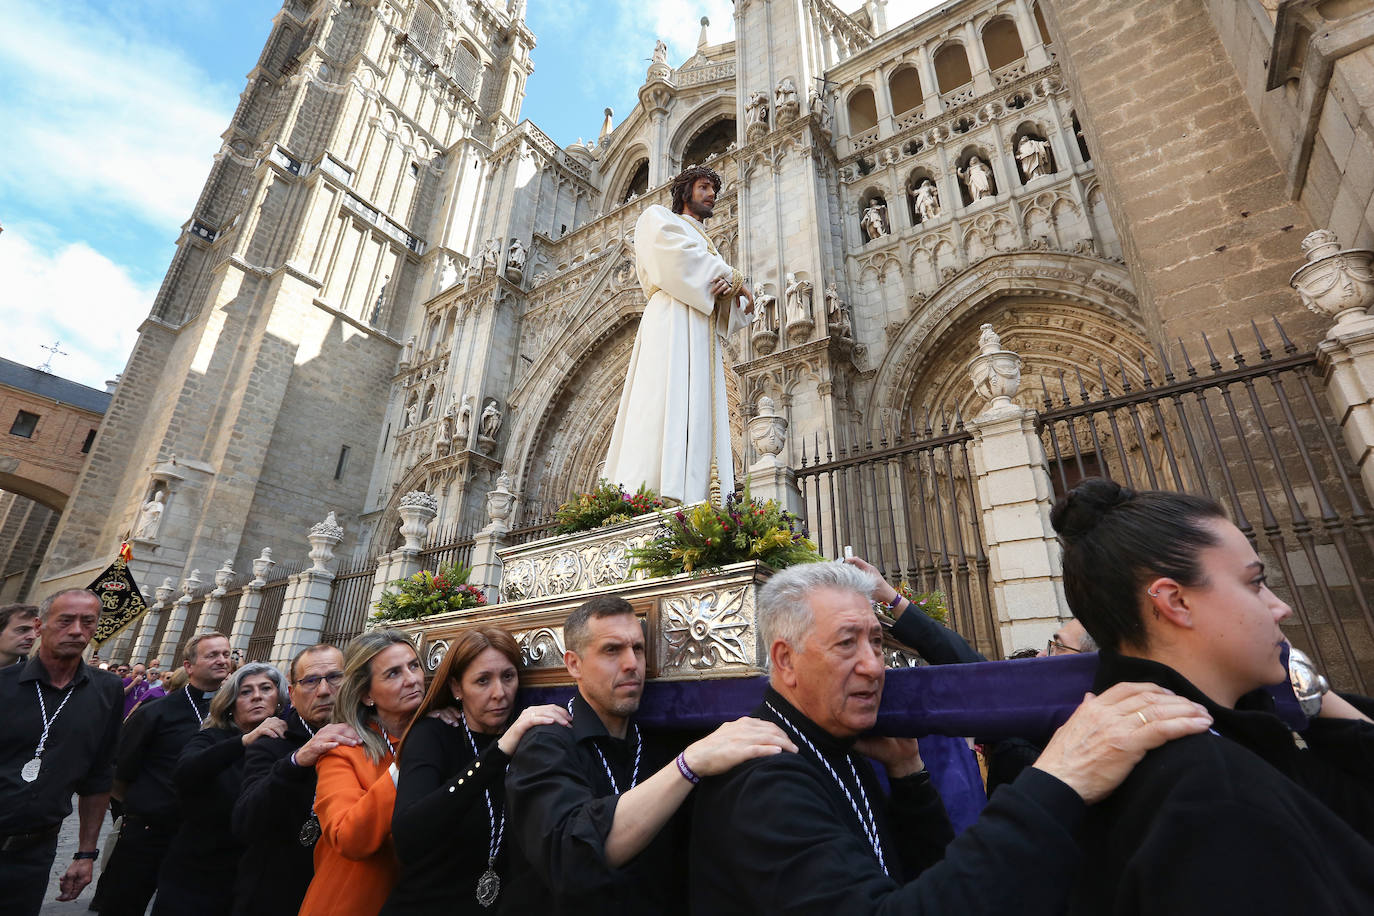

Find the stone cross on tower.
xmin=37 ymin=340 xmax=68 ymax=374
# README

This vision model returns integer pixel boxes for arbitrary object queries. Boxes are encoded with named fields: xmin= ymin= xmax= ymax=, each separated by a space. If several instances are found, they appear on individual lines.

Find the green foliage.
xmin=553 ymin=480 xmax=666 ymax=534
xmin=631 ymin=489 xmax=820 ymax=577
xmin=894 ymin=582 xmax=949 ymax=624
xmin=372 ymin=562 xmax=486 ymax=623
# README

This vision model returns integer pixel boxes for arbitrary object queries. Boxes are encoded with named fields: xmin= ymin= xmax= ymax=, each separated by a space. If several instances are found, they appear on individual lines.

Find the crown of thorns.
xmin=671 ymin=165 xmax=722 ymax=193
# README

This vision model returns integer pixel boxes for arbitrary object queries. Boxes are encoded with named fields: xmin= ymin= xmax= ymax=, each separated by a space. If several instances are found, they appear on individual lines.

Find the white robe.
xmin=604 ymin=205 xmax=745 ymax=504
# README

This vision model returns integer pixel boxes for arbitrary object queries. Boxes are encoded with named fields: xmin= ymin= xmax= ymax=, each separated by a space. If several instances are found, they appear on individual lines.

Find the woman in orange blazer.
xmin=298 ymin=629 xmax=425 ymax=916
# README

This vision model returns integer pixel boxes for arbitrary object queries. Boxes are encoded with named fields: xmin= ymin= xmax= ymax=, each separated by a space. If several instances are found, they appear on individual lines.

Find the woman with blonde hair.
xmin=381 ymin=626 xmax=569 ymax=914
xmin=152 ymin=662 xmax=288 ymax=916
xmin=299 ymin=630 xmax=425 ymax=916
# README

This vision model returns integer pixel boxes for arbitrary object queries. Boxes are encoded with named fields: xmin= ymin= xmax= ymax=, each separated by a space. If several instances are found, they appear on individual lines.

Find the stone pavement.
xmin=38 ymin=797 xmax=118 ymax=916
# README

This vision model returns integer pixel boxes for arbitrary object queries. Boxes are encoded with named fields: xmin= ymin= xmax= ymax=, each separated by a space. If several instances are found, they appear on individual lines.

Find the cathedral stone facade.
xmin=34 ymin=0 xmax=1373 ymax=626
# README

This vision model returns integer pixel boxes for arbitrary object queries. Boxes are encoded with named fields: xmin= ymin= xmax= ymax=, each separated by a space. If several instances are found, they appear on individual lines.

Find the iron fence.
xmin=245 ymin=567 xmax=298 ymax=663
xmin=214 ymin=586 xmax=244 ymax=636
xmin=1034 ymin=319 xmax=1374 ymax=691
xmin=180 ymin=594 xmax=208 ymax=643
xmin=417 ymin=524 xmax=476 ymax=574
xmin=506 ymin=515 xmax=559 ymax=546
xmin=321 ymin=557 xmax=380 ymax=648
xmin=797 ymin=414 xmax=1001 ymax=660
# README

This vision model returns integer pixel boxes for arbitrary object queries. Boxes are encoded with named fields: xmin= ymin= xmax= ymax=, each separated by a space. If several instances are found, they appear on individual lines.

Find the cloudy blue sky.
xmin=0 ymin=0 xmax=940 ymax=388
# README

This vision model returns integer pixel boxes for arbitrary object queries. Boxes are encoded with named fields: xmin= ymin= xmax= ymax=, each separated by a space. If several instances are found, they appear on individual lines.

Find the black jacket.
xmin=230 ymin=709 xmax=317 ymax=916
xmin=690 ymin=688 xmax=1087 ymax=915
xmin=153 ymin=726 xmax=246 ymax=916
xmin=116 ymin=685 xmax=213 ymax=824
xmin=380 ymin=718 xmax=512 ymax=915
xmin=1070 ymin=651 xmax=1374 ymax=914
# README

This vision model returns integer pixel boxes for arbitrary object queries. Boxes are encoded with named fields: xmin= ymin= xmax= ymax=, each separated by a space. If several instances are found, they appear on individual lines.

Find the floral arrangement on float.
xmin=553 ymin=480 xmax=666 ymax=534
xmin=886 ymin=582 xmax=949 ymax=625
xmin=630 ymin=489 xmax=820 ymax=576
xmin=372 ymin=562 xmax=486 ymax=622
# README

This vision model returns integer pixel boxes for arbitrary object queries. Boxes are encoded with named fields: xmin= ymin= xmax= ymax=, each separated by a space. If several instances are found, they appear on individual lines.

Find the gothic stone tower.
xmin=37 ymin=0 xmax=534 ymax=594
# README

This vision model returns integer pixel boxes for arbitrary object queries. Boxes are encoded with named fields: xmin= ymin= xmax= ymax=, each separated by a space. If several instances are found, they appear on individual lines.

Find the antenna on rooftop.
xmin=37 ymin=340 xmax=68 ymax=374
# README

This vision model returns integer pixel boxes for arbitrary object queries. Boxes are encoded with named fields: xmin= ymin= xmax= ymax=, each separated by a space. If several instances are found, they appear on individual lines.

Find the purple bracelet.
xmin=676 ymin=751 xmax=700 ymax=785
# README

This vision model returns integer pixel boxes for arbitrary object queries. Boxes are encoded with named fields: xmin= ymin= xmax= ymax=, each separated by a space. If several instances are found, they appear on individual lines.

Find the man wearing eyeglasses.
xmin=1041 ymin=619 xmax=1096 ymax=657
xmin=231 ymin=644 xmax=358 ymax=916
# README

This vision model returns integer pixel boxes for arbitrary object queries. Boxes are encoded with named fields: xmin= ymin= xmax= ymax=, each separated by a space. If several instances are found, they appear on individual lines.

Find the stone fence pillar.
xmin=369 ymin=492 xmax=435 ymax=610
xmin=158 ymin=569 xmax=202 ymax=666
xmin=200 ymin=559 xmax=234 ymax=636
xmin=1297 ymin=230 xmax=1374 ymax=505
xmin=132 ymin=578 xmax=176 ymax=666
xmin=744 ymin=396 xmax=804 ymax=518
xmin=271 ymin=514 xmax=343 ymax=669
xmin=964 ymin=324 xmax=1070 ymax=652
xmin=228 ymin=548 xmax=274 ymax=655
xmin=471 ymin=475 xmax=514 ymax=601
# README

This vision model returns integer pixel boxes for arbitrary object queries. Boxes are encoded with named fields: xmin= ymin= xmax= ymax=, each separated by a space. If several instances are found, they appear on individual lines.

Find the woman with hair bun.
xmin=1052 ymin=477 xmax=1374 ymax=914
xmin=380 ymin=626 xmax=570 ymax=915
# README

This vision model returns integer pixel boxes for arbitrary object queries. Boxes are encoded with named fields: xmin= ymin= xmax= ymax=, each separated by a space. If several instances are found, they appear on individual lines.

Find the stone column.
xmin=201 ymin=559 xmax=234 ymax=635
xmin=471 ymin=473 xmax=515 ymax=601
xmin=369 ymin=492 xmax=436 ymax=610
xmin=158 ymin=569 xmax=202 ymax=666
xmin=963 ymin=21 xmax=995 ymax=95
xmin=872 ymin=66 xmax=895 ymax=137
xmin=228 ymin=548 xmax=274 ymax=655
xmin=916 ymin=44 xmax=942 ymax=120
xmin=963 ymin=325 xmax=1070 ymax=651
xmin=132 ymin=578 xmax=175 ymax=665
xmin=270 ymin=514 xmax=343 ymax=669
xmin=1011 ymin=0 xmax=1050 ymax=69
xmin=1298 ymin=231 xmax=1374 ymax=504
xmin=744 ymin=397 xmax=804 ymax=518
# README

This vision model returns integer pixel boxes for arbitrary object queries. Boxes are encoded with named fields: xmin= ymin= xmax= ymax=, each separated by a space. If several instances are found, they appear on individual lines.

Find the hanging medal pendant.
xmin=298 ymin=813 xmax=321 ymax=847
xmin=20 ymin=757 xmax=41 ymax=783
xmin=476 ymin=859 xmax=500 ymax=908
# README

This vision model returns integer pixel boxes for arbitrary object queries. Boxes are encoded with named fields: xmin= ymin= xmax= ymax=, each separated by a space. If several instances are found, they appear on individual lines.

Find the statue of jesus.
xmin=604 ymin=166 xmax=754 ymax=505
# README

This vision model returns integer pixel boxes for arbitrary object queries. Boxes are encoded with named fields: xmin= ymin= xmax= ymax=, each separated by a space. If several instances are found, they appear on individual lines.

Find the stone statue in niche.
xmin=400 ymin=335 xmax=416 ymax=366
xmin=480 ymin=237 xmax=500 ymax=272
xmin=959 ymin=156 xmax=995 ymax=202
xmin=753 ymin=292 xmax=778 ymax=331
xmin=825 ymin=284 xmax=853 ymax=338
xmin=455 ymin=393 xmax=475 ymax=441
xmin=1017 ymin=135 xmax=1052 ymax=180
xmin=403 ymin=399 xmax=418 ymax=428
xmin=439 ymin=255 xmax=459 ymax=289
xmin=861 ymin=198 xmax=889 ymax=241
xmin=745 ymin=91 xmax=770 ymax=140
xmin=506 ymin=238 xmax=527 ymax=280
xmin=480 ymin=401 xmax=502 ymax=439
xmin=910 ymin=179 xmax=941 ymax=222
xmin=134 ymin=490 xmax=165 ymax=540
xmin=784 ymin=273 xmax=813 ymax=325
xmin=774 ymin=77 xmax=799 ymax=124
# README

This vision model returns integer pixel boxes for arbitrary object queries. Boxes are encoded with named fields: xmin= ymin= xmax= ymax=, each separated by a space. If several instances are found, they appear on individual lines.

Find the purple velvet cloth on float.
xmin=521 ymin=653 xmax=1305 ymax=834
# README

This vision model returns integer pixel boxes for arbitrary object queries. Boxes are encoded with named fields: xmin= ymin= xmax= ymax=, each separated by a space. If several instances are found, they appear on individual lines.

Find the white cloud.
xmin=0 ymin=225 xmax=153 ymax=389
xmin=0 ymin=0 xmax=235 ymax=232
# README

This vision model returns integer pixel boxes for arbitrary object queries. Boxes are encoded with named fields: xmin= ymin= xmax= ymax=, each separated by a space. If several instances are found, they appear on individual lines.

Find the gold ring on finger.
xmin=1135 ymin=709 xmax=1149 ymax=726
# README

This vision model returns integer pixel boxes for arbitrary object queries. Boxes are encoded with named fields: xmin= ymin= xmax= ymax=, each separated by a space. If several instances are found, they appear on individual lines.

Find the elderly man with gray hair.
xmin=689 ymin=561 xmax=1215 ymax=915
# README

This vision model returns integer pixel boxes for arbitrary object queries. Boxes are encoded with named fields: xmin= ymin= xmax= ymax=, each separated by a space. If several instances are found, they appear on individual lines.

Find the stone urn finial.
xmin=251 ymin=548 xmax=275 ymax=585
xmin=155 ymin=577 xmax=176 ymax=606
xmin=397 ymin=491 xmax=438 ymax=552
xmin=968 ymin=323 xmax=1023 ymax=415
xmin=181 ymin=569 xmax=202 ymax=599
xmin=308 ymin=512 xmax=344 ymax=573
xmin=1290 ymin=228 xmax=1374 ymax=333
xmin=486 ymin=472 xmax=516 ymax=531
xmin=748 ymin=396 xmax=789 ymax=470
xmin=213 ymin=559 xmax=235 ymax=594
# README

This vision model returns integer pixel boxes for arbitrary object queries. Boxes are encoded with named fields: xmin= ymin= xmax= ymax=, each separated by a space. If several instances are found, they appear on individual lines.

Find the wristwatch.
xmin=1287 ymin=645 xmax=1329 ymax=717
xmin=73 ymin=850 xmax=99 ymax=860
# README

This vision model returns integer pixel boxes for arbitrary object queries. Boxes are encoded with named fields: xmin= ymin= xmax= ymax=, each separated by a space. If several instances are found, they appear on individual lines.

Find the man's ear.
xmin=564 ymin=650 xmax=582 ymax=681
xmin=770 ymin=639 xmax=798 ymax=689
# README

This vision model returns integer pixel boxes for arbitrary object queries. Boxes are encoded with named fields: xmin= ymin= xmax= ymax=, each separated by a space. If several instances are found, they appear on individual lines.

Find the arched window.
xmin=682 ymin=118 xmax=736 ymax=167
xmin=450 ymin=41 xmax=481 ymax=96
xmin=934 ymin=44 xmax=972 ymax=94
xmin=848 ymin=87 xmax=878 ymax=133
xmin=621 ymin=159 xmax=649 ymax=202
xmin=982 ymin=17 xmax=1024 ymax=71
xmin=888 ymin=67 xmax=923 ymax=116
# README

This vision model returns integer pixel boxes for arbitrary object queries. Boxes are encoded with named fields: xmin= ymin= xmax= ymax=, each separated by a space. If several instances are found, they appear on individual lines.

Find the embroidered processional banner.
xmin=89 ymin=543 xmax=148 ymax=646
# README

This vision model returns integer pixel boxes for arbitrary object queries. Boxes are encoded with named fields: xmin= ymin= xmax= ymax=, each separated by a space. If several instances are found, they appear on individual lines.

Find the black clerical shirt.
xmin=231 ymin=708 xmax=317 ymax=916
xmin=0 ymin=656 xmax=122 ymax=833
xmin=117 ymin=684 xmax=213 ymax=824
xmin=690 ymin=687 xmax=1089 ymax=916
xmin=504 ymin=691 xmax=686 ymax=916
